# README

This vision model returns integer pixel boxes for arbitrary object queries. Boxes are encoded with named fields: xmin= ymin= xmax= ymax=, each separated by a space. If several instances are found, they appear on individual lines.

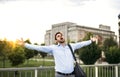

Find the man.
xmin=18 ymin=32 xmax=98 ymax=77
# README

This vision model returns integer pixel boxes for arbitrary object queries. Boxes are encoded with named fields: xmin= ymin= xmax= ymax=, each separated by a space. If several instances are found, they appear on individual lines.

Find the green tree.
xmin=103 ymin=37 xmax=118 ymax=64
xmin=24 ymin=39 xmax=35 ymax=60
xmin=79 ymin=42 xmax=101 ymax=64
xmin=0 ymin=39 xmax=12 ymax=67
xmin=78 ymin=32 xmax=101 ymax=65
xmin=103 ymin=37 xmax=118 ymax=51
xmin=105 ymin=46 xmax=120 ymax=64
xmin=0 ymin=40 xmax=7 ymax=68
xmin=8 ymin=46 xmax=25 ymax=66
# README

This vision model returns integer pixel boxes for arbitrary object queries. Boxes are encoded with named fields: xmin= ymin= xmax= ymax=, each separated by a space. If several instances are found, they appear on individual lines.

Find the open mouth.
xmin=61 ymin=38 xmax=63 ymax=40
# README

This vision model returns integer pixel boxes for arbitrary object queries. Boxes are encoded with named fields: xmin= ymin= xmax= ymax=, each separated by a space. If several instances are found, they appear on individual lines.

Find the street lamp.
xmin=118 ymin=14 xmax=120 ymax=19
xmin=118 ymin=14 xmax=120 ymax=47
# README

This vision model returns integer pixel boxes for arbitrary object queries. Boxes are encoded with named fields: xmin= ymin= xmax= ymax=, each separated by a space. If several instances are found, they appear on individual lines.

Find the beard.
xmin=58 ymin=38 xmax=65 ymax=43
xmin=59 ymin=40 xmax=65 ymax=43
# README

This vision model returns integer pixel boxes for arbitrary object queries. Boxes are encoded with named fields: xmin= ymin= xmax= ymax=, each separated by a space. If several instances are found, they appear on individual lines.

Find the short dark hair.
xmin=55 ymin=32 xmax=62 ymax=40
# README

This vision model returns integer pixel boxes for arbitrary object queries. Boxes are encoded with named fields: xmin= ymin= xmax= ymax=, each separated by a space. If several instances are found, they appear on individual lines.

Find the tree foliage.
xmin=102 ymin=36 xmax=119 ymax=64
xmin=24 ymin=39 xmax=35 ymax=59
xmin=0 ymin=40 xmax=11 ymax=57
xmin=105 ymin=46 xmax=120 ymax=64
xmin=0 ymin=39 xmax=13 ymax=67
xmin=0 ymin=40 xmax=6 ymax=57
xmin=78 ymin=32 xmax=101 ymax=65
xmin=79 ymin=42 xmax=101 ymax=65
xmin=103 ymin=37 xmax=117 ymax=51
xmin=8 ymin=46 xmax=25 ymax=66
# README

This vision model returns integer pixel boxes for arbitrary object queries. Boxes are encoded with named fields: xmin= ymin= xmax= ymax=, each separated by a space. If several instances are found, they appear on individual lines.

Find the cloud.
xmin=0 ymin=0 xmax=52 ymax=3
xmin=0 ymin=0 xmax=16 ymax=1
xmin=68 ymin=0 xmax=95 ymax=6
xmin=0 ymin=0 xmax=96 ymax=6
xmin=110 ymin=0 xmax=120 ymax=10
xmin=0 ymin=0 xmax=16 ymax=3
xmin=0 ymin=0 xmax=54 ymax=1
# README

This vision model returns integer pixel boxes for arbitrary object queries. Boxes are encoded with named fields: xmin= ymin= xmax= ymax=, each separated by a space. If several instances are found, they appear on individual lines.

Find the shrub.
xmin=105 ymin=46 xmax=120 ymax=64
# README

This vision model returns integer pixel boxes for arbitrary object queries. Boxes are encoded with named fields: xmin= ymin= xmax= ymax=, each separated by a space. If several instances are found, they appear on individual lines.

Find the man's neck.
xmin=58 ymin=42 xmax=66 ymax=47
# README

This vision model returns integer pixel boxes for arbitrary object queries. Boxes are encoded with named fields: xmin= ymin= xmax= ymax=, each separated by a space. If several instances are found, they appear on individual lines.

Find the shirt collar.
xmin=57 ymin=43 xmax=67 ymax=47
xmin=57 ymin=43 xmax=61 ymax=46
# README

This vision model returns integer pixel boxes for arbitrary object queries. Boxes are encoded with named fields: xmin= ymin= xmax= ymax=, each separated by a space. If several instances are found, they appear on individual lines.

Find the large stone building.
xmin=45 ymin=22 xmax=116 ymax=45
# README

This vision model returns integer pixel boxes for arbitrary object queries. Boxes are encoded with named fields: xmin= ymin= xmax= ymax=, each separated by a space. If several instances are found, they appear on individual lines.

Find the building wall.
xmin=45 ymin=22 xmax=116 ymax=45
xmin=44 ymin=30 xmax=52 ymax=45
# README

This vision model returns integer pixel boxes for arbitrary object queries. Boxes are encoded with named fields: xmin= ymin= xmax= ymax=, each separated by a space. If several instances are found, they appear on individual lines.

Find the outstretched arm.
xmin=71 ymin=35 xmax=99 ymax=50
xmin=17 ymin=38 xmax=52 ymax=53
xmin=17 ymin=38 xmax=25 ymax=46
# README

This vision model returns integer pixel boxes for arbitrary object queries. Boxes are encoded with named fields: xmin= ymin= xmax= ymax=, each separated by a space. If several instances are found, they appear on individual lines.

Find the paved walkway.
xmin=30 ymin=58 xmax=54 ymax=62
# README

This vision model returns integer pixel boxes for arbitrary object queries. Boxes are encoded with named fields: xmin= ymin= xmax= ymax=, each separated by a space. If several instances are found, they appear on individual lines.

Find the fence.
xmin=0 ymin=64 xmax=120 ymax=77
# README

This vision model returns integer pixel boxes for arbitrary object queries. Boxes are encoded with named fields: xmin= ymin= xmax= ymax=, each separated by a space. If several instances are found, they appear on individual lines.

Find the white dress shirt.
xmin=25 ymin=40 xmax=92 ymax=73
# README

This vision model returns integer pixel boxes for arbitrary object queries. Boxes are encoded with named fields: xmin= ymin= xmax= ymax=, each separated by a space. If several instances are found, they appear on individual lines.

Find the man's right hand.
xmin=16 ymin=38 xmax=25 ymax=46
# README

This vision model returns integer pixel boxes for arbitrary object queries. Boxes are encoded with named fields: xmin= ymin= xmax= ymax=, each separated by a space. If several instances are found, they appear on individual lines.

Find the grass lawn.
xmin=0 ymin=58 xmax=55 ymax=77
xmin=0 ymin=58 xmax=55 ymax=68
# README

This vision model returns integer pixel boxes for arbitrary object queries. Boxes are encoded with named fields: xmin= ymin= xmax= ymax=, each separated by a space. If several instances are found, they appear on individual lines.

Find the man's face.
xmin=55 ymin=33 xmax=65 ymax=43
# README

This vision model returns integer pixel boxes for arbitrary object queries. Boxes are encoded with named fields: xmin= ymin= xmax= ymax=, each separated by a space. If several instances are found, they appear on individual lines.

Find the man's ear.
xmin=54 ymin=40 xmax=58 ymax=45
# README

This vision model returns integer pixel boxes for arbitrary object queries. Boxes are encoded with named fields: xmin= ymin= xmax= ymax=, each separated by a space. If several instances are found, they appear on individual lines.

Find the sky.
xmin=0 ymin=0 xmax=120 ymax=44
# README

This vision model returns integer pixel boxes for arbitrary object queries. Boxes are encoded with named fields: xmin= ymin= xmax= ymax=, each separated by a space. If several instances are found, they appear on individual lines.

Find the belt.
xmin=56 ymin=71 xmax=74 ymax=76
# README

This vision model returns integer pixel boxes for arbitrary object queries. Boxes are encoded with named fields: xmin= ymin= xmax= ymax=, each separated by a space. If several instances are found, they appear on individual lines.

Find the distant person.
xmin=17 ymin=32 xmax=98 ymax=77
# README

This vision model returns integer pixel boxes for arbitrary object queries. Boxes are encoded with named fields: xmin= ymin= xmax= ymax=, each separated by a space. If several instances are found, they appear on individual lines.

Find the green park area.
xmin=0 ymin=57 xmax=55 ymax=68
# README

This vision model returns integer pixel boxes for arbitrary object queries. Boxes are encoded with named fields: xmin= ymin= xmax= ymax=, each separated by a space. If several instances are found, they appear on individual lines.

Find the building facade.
xmin=45 ymin=22 xmax=116 ymax=45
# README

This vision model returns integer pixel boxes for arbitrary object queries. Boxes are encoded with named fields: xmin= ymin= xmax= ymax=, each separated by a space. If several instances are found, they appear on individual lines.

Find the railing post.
xmin=35 ymin=69 xmax=38 ymax=77
xmin=115 ymin=65 xmax=118 ymax=77
xmin=95 ymin=66 xmax=98 ymax=77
